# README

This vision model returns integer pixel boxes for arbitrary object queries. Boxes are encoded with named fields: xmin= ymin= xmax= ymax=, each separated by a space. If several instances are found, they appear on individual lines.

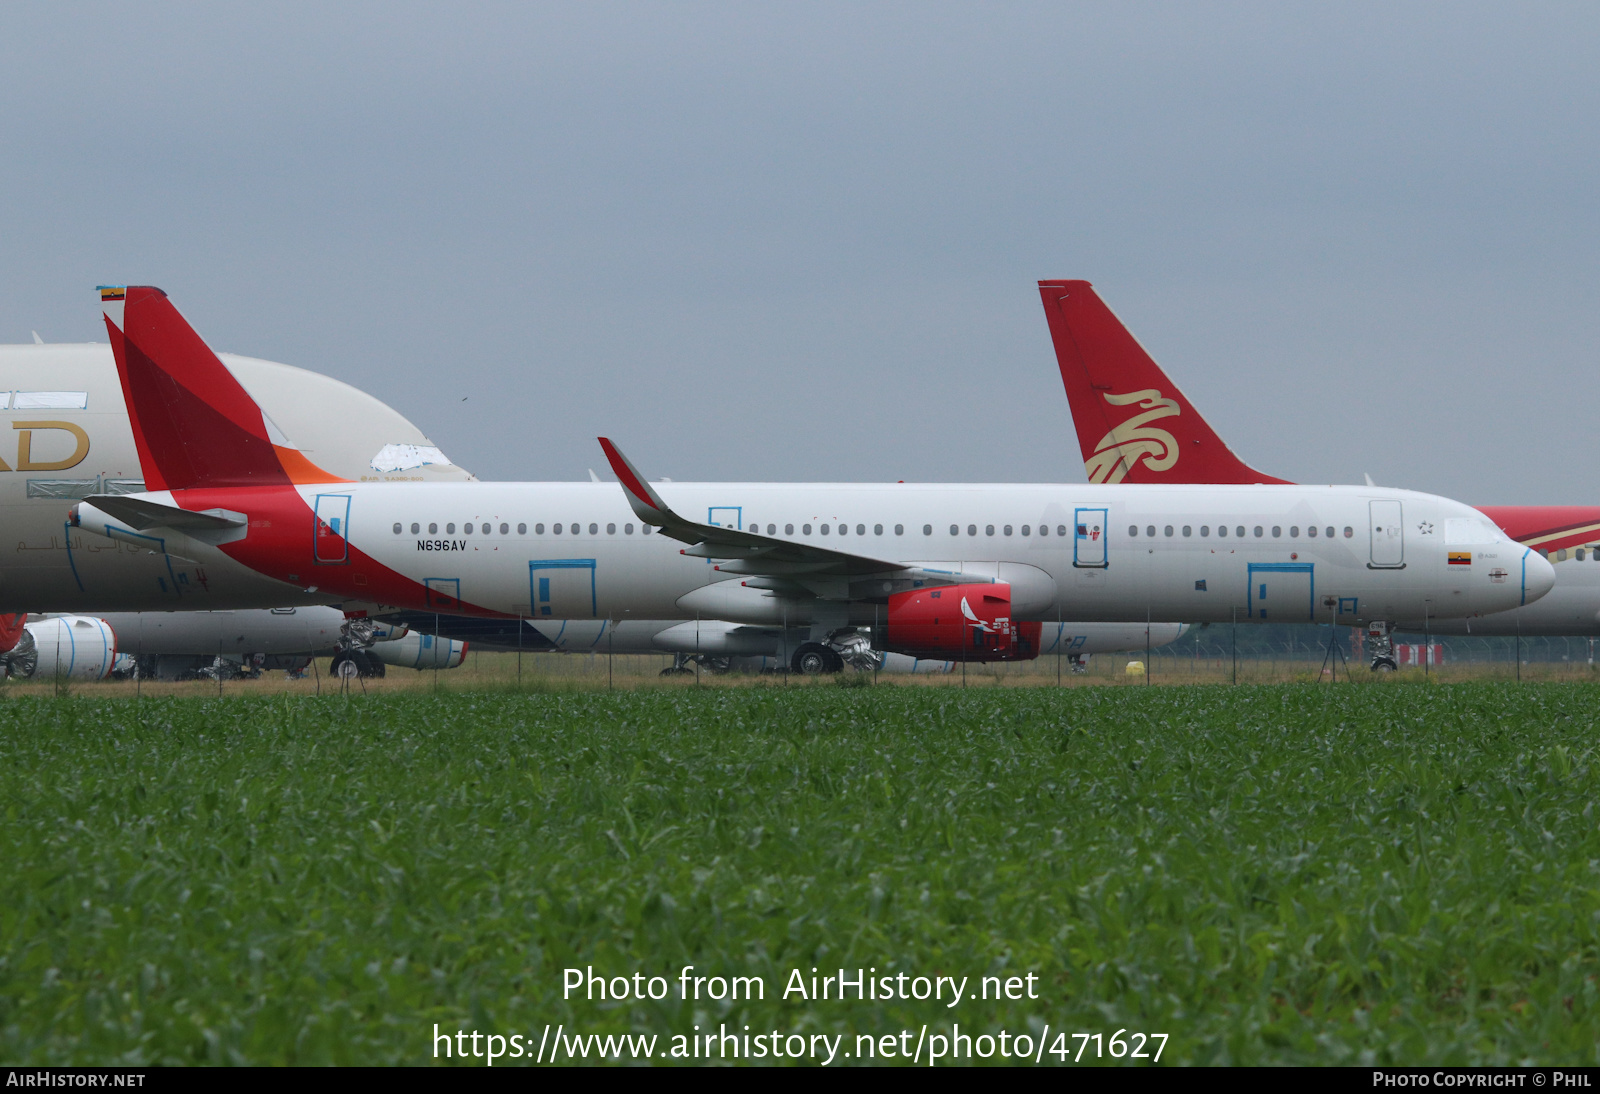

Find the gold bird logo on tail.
xmin=1084 ymin=389 xmax=1181 ymax=484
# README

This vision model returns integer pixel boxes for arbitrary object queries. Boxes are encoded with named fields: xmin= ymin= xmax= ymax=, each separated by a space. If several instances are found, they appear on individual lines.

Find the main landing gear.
xmin=1367 ymin=620 xmax=1398 ymax=672
xmin=330 ymin=617 xmax=387 ymax=679
xmin=790 ymin=642 xmax=845 ymax=675
xmin=660 ymin=653 xmax=732 ymax=676
xmin=790 ymin=631 xmax=883 ymax=675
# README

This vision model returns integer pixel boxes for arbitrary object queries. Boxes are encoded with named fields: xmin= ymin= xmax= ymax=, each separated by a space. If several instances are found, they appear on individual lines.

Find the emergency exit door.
xmin=1074 ymin=507 xmax=1108 ymax=568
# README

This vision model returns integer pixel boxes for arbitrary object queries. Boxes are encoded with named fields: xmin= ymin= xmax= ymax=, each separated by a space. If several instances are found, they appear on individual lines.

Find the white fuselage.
xmin=113 ymin=480 xmax=1550 ymax=627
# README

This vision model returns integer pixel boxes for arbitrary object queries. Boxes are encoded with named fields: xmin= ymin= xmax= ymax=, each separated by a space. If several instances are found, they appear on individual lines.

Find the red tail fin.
xmin=98 ymin=285 xmax=346 ymax=491
xmin=1038 ymin=280 xmax=1291 ymax=485
xmin=0 ymin=613 xmax=26 ymax=655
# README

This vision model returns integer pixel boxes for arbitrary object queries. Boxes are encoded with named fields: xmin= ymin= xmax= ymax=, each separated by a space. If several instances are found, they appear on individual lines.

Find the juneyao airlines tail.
xmin=1040 ymin=279 xmax=1599 ymax=641
xmin=68 ymin=286 xmax=1550 ymax=666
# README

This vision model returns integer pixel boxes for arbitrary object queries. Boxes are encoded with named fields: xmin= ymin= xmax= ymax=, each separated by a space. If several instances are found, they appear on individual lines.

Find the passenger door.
xmin=1369 ymin=500 xmax=1405 ymax=568
xmin=313 ymin=494 xmax=351 ymax=564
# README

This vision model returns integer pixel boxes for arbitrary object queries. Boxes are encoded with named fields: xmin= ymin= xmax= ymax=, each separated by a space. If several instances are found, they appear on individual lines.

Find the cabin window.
xmin=464 ymin=523 xmax=473 ymax=534
xmin=625 ymin=523 xmax=634 ymax=534
xmin=607 ymin=523 xmax=616 ymax=534
xmin=1290 ymin=526 xmax=1299 ymax=537
xmin=1217 ymin=526 xmax=1227 ymax=538
xmin=1129 ymin=525 xmax=1139 ymax=537
xmin=821 ymin=524 xmax=830 ymax=535
xmin=1236 ymin=526 xmax=1245 ymax=538
xmin=1200 ymin=525 xmax=1210 ymax=537
xmin=1343 ymin=526 xmax=1352 ymax=538
xmin=554 ymin=523 xmax=563 ymax=534
xmin=786 ymin=524 xmax=794 ymax=535
xmin=803 ymin=524 xmax=812 ymax=535
xmin=411 ymin=523 xmax=420 ymax=534
xmin=429 ymin=523 xmax=438 ymax=534
xmin=767 ymin=524 xmax=776 ymax=534
xmin=589 ymin=523 xmax=598 ymax=535
xmin=1057 ymin=525 xmax=1067 ymax=537
xmin=533 ymin=524 xmax=542 ymax=534
xmin=1271 ymin=526 xmax=1281 ymax=537
xmin=446 ymin=523 xmax=456 ymax=534
xmin=856 ymin=524 xmax=865 ymax=535
xmin=1325 ymin=527 xmax=1334 ymax=538
xmin=1164 ymin=525 xmax=1174 ymax=537
xmin=1182 ymin=525 xmax=1192 ymax=537
xmin=1308 ymin=525 xmax=1318 ymax=537
xmin=393 ymin=523 xmax=401 ymax=534
xmin=1021 ymin=525 xmax=1031 ymax=537
xmin=968 ymin=525 xmax=978 ymax=537
xmin=643 ymin=525 xmax=653 ymax=535
xmin=986 ymin=525 xmax=995 ymax=536
xmin=1146 ymin=525 xmax=1156 ymax=537
xmin=874 ymin=524 xmax=883 ymax=535
xmin=895 ymin=524 xmax=905 ymax=535
xmin=1253 ymin=526 xmax=1263 ymax=538
xmin=500 ymin=523 xmax=509 ymax=535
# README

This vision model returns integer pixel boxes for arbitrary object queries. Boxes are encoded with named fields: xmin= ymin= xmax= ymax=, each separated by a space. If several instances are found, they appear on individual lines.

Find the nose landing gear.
xmin=1367 ymin=621 xmax=1398 ymax=672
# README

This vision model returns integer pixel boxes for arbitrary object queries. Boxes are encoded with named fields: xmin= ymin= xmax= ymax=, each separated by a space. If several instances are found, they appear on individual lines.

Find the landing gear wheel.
xmin=791 ymin=642 xmax=839 ymax=675
xmin=331 ymin=650 xmax=382 ymax=679
xmin=1370 ymin=657 xmax=1398 ymax=673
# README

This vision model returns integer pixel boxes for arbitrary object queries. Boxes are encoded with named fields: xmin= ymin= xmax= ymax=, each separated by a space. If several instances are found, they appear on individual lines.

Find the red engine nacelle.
xmin=882 ymin=583 xmax=1041 ymax=662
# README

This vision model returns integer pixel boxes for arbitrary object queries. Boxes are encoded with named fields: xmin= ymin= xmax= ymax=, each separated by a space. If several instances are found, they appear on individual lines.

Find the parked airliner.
xmin=1038 ymin=278 xmax=1600 ymax=650
xmin=0 ymin=311 xmax=1181 ymax=675
xmin=69 ymin=286 xmax=1551 ymax=668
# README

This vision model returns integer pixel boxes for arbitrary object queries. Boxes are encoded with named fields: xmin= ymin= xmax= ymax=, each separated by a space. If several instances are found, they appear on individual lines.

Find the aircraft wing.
xmin=598 ymin=438 xmax=910 ymax=579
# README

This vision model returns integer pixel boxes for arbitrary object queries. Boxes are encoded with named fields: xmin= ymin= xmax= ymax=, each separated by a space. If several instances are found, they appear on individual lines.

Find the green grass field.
xmin=4 ymin=682 xmax=1599 ymax=1065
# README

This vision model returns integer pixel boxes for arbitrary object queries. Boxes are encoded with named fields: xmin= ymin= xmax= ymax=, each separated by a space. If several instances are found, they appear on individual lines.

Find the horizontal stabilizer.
xmin=77 ymin=494 xmax=245 ymax=532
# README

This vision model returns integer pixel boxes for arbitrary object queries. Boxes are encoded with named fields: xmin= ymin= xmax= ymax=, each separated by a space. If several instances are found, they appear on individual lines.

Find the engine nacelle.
xmin=881 ymin=583 xmax=1041 ymax=662
xmin=368 ymin=632 xmax=467 ymax=670
xmin=24 ymin=616 xmax=118 ymax=680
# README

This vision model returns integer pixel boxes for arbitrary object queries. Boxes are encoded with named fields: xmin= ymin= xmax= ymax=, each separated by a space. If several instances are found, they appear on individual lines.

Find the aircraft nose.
xmin=1523 ymin=548 xmax=1556 ymax=605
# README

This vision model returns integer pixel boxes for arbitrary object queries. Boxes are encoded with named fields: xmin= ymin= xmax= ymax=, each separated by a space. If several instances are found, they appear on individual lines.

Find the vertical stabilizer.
xmin=1037 ymin=280 xmax=1291 ymax=485
xmin=99 ymin=286 xmax=346 ymax=490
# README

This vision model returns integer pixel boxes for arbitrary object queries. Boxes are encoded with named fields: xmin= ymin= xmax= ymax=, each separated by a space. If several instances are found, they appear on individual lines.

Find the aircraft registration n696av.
xmin=70 ymin=286 xmax=1553 ymax=668
xmin=1038 ymin=277 xmax=1598 ymax=650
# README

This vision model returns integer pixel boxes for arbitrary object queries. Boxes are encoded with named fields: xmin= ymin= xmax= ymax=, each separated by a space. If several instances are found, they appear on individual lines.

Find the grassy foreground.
xmin=2 ymin=683 xmax=1599 ymax=1065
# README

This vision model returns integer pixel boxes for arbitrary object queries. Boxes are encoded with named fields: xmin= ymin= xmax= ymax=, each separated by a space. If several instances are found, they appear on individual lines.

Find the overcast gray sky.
xmin=2 ymin=3 xmax=1597 ymax=502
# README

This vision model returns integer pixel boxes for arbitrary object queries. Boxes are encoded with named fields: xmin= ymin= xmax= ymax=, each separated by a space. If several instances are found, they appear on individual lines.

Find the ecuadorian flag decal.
xmin=1448 ymin=551 xmax=1472 ymax=566
xmin=98 ymin=286 xmax=125 ymax=301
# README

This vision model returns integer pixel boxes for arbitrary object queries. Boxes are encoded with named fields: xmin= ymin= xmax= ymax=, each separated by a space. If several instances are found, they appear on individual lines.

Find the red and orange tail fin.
xmin=98 ymin=285 xmax=348 ymax=491
xmin=1037 ymin=280 xmax=1291 ymax=485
